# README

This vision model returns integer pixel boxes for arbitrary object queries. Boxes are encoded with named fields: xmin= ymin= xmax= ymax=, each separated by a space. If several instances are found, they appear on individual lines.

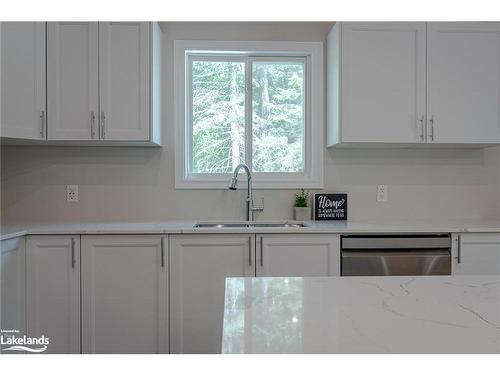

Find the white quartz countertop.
xmin=2 ymin=220 xmax=500 ymax=241
xmin=221 ymin=275 xmax=500 ymax=354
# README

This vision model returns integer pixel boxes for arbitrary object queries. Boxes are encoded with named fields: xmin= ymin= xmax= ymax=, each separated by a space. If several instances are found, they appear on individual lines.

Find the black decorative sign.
xmin=314 ymin=193 xmax=348 ymax=221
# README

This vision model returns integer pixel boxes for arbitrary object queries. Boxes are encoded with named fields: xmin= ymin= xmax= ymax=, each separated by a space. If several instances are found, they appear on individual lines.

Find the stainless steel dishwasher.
xmin=341 ymin=234 xmax=451 ymax=276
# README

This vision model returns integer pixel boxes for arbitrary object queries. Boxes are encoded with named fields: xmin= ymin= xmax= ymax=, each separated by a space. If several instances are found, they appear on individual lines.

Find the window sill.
xmin=175 ymin=176 xmax=324 ymax=190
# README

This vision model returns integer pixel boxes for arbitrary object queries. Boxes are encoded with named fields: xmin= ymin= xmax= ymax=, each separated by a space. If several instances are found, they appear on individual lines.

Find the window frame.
xmin=174 ymin=40 xmax=324 ymax=189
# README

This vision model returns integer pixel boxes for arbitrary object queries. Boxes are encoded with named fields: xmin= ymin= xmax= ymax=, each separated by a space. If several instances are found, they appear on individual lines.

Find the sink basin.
xmin=194 ymin=222 xmax=306 ymax=228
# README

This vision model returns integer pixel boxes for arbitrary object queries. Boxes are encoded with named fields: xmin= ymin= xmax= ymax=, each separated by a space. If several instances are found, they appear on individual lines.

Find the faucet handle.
xmin=252 ymin=197 xmax=265 ymax=212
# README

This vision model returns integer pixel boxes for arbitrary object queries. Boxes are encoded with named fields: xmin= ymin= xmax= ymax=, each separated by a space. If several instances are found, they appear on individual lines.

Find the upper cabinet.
xmin=427 ymin=23 xmax=500 ymax=144
xmin=1 ymin=22 xmax=46 ymax=140
xmin=47 ymin=22 xmax=99 ymax=140
xmin=1 ymin=22 xmax=162 ymax=146
xmin=331 ymin=23 xmax=426 ymax=144
xmin=328 ymin=22 xmax=500 ymax=147
xmin=99 ymin=22 xmax=150 ymax=141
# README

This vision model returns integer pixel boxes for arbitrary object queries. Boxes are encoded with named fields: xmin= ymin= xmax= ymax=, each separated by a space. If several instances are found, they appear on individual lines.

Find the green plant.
xmin=294 ymin=189 xmax=309 ymax=207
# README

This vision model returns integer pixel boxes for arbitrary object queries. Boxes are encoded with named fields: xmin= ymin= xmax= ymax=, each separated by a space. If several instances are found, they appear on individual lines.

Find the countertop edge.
xmin=2 ymin=221 xmax=500 ymax=241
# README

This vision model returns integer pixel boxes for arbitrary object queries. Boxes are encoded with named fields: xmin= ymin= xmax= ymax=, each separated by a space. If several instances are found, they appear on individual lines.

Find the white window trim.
xmin=174 ymin=40 xmax=324 ymax=189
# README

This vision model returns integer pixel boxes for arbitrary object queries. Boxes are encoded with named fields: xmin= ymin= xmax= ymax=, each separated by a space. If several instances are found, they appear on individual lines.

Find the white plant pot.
xmin=294 ymin=206 xmax=311 ymax=221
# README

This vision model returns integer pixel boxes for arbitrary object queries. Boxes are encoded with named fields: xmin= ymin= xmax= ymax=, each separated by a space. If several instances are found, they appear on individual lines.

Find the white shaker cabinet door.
xmin=1 ymin=236 xmax=26 ymax=335
xmin=256 ymin=234 xmax=341 ymax=277
xmin=26 ymin=235 xmax=81 ymax=354
xmin=169 ymin=234 xmax=254 ymax=354
xmin=81 ymin=235 xmax=168 ymax=354
xmin=453 ymin=233 xmax=500 ymax=275
xmin=98 ymin=22 xmax=150 ymax=141
xmin=47 ymin=22 xmax=99 ymax=140
xmin=1 ymin=22 xmax=46 ymax=139
xmin=341 ymin=22 xmax=427 ymax=143
xmin=427 ymin=23 xmax=500 ymax=144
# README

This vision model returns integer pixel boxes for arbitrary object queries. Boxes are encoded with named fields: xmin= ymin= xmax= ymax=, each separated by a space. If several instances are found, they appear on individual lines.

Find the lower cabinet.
xmin=81 ymin=235 xmax=168 ymax=354
xmin=1 ymin=236 xmax=26 ymax=335
xmin=24 ymin=234 xmax=168 ymax=354
xmin=26 ymin=235 xmax=81 ymax=354
xmin=452 ymin=233 xmax=500 ymax=275
xmin=169 ymin=233 xmax=341 ymax=353
xmin=256 ymin=234 xmax=340 ymax=277
xmin=169 ymin=234 xmax=254 ymax=354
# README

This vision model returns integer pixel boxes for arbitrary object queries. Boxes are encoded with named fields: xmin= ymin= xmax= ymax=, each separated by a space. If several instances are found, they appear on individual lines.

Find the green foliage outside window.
xmin=191 ymin=58 xmax=305 ymax=174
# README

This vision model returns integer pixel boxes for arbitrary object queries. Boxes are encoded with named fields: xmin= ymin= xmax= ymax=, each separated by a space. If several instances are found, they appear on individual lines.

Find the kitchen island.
xmin=222 ymin=276 xmax=500 ymax=353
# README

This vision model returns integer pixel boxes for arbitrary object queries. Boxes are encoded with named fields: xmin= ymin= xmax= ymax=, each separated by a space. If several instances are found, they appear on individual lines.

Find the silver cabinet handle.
xmin=456 ymin=235 xmax=461 ymax=264
xmin=90 ymin=111 xmax=96 ymax=139
xmin=429 ymin=115 xmax=435 ymax=141
xmin=39 ymin=110 xmax=45 ymax=138
xmin=161 ymin=237 xmax=165 ymax=268
xmin=418 ymin=115 xmax=425 ymax=141
xmin=248 ymin=236 xmax=252 ymax=267
xmin=71 ymin=238 xmax=76 ymax=269
xmin=100 ymin=111 xmax=106 ymax=139
xmin=260 ymin=236 xmax=263 ymax=267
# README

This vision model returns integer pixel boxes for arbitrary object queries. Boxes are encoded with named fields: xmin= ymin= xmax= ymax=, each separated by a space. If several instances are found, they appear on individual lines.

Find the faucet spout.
xmin=228 ymin=163 xmax=263 ymax=221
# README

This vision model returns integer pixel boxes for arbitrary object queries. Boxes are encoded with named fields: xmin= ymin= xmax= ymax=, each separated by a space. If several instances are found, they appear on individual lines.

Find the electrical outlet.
xmin=66 ymin=185 xmax=79 ymax=202
xmin=377 ymin=185 xmax=388 ymax=202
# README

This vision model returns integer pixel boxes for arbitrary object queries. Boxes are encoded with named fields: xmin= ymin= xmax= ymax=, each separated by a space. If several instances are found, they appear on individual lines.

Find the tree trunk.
xmin=261 ymin=68 xmax=270 ymax=119
xmin=229 ymin=64 xmax=240 ymax=170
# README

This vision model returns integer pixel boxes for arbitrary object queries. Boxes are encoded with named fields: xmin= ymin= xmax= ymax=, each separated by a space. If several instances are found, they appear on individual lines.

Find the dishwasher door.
xmin=341 ymin=249 xmax=451 ymax=276
xmin=341 ymin=235 xmax=452 ymax=276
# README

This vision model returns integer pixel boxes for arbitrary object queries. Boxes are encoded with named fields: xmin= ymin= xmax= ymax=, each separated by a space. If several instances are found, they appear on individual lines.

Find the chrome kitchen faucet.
xmin=229 ymin=163 xmax=264 ymax=221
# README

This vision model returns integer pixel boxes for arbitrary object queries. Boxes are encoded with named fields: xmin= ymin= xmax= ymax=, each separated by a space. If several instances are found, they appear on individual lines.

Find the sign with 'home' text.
xmin=314 ymin=193 xmax=348 ymax=221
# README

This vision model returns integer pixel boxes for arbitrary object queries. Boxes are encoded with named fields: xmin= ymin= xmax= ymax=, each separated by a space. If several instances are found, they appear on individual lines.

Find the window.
xmin=175 ymin=41 xmax=323 ymax=189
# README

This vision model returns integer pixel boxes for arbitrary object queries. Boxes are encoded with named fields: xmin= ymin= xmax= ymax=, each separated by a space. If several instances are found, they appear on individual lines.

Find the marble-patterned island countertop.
xmin=222 ymin=275 xmax=500 ymax=354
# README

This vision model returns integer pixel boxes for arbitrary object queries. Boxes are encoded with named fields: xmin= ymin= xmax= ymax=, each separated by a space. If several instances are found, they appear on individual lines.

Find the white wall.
xmin=1 ymin=22 xmax=500 ymax=227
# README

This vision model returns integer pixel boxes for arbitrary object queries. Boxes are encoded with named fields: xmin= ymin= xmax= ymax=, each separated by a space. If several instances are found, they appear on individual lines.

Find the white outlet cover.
xmin=66 ymin=185 xmax=79 ymax=202
xmin=377 ymin=185 xmax=388 ymax=202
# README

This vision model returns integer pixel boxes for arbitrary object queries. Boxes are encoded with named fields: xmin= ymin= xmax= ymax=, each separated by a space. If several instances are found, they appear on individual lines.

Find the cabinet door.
xmin=1 ymin=236 xmax=26 ymax=335
xmin=26 ymin=236 xmax=80 ymax=354
xmin=428 ymin=23 xmax=500 ymax=144
xmin=341 ymin=23 xmax=426 ymax=143
xmin=99 ymin=22 xmax=150 ymax=141
xmin=47 ymin=22 xmax=99 ymax=140
xmin=1 ymin=22 xmax=46 ymax=139
xmin=453 ymin=233 xmax=500 ymax=275
xmin=81 ymin=235 xmax=168 ymax=354
xmin=169 ymin=234 xmax=254 ymax=354
xmin=256 ymin=234 xmax=340 ymax=277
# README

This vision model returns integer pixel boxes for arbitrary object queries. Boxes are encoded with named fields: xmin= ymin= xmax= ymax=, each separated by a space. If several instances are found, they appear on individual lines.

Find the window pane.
xmin=252 ymin=61 xmax=305 ymax=173
xmin=191 ymin=60 xmax=246 ymax=174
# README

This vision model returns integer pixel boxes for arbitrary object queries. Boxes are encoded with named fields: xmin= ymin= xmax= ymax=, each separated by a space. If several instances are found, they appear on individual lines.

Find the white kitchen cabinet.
xmin=328 ymin=22 xmax=500 ymax=146
xmin=1 ymin=236 xmax=26 ymax=334
xmin=328 ymin=22 xmax=427 ymax=145
xmin=1 ymin=22 xmax=46 ymax=140
xmin=169 ymin=234 xmax=254 ymax=354
xmin=47 ymin=22 xmax=99 ymax=140
xmin=98 ymin=22 xmax=150 ymax=141
xmin=39 ymin=22 xmax=161 ymax=145
xmin=452 ymin=233 xmax=500 ymax=275
xmin=256 ymin=234 xmax=341 ymax=277
xmin=81 ymin=235 xmax=168 ymax=354
xmin=427 ymin=23 xmax=500 ymax=144
xmin=26 ymin=235 xmax=80 ymax=354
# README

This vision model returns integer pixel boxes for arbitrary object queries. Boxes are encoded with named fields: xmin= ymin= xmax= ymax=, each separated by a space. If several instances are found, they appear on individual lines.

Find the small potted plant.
xmin=294 ymin=189 xmax=310 ymax=221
